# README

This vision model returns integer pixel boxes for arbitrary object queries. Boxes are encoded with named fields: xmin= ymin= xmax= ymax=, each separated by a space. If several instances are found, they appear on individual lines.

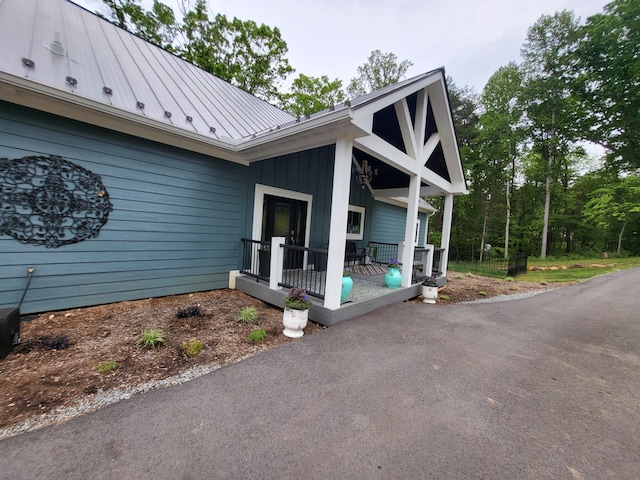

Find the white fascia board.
xmin=0 ymin=74 xmax=247 ymax=164
xmin=237 ymin=109 xmax=363 ymax=160
xmin=426 ymin=81 xmax=467 ymax=186
xmin=350 ymin=72 xmax=443 ymax=121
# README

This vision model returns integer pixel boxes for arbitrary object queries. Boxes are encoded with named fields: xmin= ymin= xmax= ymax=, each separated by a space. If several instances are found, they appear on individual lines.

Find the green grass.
xmin=520 ymin=257 xmax=640 ymax=283
xmin=451 ymin=256 xmax=640 ymax=284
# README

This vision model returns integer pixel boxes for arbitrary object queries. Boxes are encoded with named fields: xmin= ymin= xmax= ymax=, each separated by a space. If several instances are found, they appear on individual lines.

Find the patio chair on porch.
xmin=345 ymin=241 xmax=366 ymax=267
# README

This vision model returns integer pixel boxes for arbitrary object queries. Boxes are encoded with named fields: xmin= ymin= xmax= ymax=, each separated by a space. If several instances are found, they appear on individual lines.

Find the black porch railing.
xmin=239 ymin=239 xmax=326 ymax=299
xmin=368 ymin=241 xmax=398 ymax=266
xmin=240 ymin=238 xmax=271 ymax=281
xmin=278 ymin=244 xmax=326 ymax=299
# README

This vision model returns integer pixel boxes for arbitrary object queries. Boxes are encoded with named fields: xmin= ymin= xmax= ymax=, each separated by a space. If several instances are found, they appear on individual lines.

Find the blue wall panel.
xmin=0 ymin=102 xmax=246 ymax=314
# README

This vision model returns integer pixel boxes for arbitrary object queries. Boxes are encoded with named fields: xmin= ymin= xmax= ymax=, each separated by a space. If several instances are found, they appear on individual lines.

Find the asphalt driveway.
xmin=1 ymin=268 xmax=639 ymax=479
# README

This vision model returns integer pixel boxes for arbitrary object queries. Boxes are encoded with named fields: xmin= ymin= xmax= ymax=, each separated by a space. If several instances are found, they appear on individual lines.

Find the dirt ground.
xmin=0 ymin=273 xmax=567 ymax=436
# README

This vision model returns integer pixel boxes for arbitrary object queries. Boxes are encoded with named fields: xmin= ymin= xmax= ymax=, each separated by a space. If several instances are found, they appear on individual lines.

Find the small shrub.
xmin=466 ymin=272 xmax=473 ymax=277
xmin=238 ymin=306 xmax=259 ymax=324
xmin=137 ymin=328 xmax=166 ymax=348
xmin=180 ymin=339 xmax=203 ymax=357
xmin=97 ymin=361 xmax=118 ymax=373
xmin=479 ymin=291 xmax=487 ymax=296
xmin=470 ymin=285 xmax=478 ymax=291
xmin=176 ymin=305 xmax=203 ymax=318
xmin=35 ymin=334 xmax=70 ymax=351
xmin=247 ymin=329 xmax=266 ymax=343
xmin=540 ymin=281 xmax=548 ymax=285
xmin=505 ymin=276 xmax=514 ymax=282
xmin=439 ymin=294 xmax=451 ymax=301
xmin=455 ymin=273 xmax=463 ymax=279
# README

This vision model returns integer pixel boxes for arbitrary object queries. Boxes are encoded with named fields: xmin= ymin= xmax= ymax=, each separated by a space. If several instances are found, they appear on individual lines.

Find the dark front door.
xmin=262 ymin=195 xmax=307 ymax=268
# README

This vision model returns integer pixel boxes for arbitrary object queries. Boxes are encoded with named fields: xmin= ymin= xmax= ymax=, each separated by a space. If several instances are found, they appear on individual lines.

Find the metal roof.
xmin=0 ymin=0 xmax=294 ymax=143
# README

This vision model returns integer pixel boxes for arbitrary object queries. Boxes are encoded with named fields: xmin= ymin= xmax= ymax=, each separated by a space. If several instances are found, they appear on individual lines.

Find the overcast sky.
xmin=75 ymin=0 xmax=608 ymax=94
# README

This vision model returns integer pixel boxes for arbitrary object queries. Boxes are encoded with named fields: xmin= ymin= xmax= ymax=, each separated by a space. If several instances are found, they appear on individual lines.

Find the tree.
xmin=100 ymin=0 xmax=178 ymax=50
xmin=100 ymin=0 xmax=294 ymax=103
xmin=574 ymin=0 xmax=640 ymax=170
xmin=444 ymin=79 xmax=482 ymax=261
xmin=520 ymin=11 xmax=582 ymax=258
xmin=583 ymin=176 xmax=640 ymax=253
xmin=479 ymin=62 xmax=524 ymax=258
xmin=280 ymin=74 xmax=346 ymax=117
xmin=346 ymin=50 xmax=413 ymax=98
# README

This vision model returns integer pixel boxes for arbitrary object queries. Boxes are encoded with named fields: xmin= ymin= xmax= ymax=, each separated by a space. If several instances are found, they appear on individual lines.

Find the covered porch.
xmin=235 ymin=69 xmax=467 ymax=324
xmin=234 ymin=238 xmax=446 ymax=326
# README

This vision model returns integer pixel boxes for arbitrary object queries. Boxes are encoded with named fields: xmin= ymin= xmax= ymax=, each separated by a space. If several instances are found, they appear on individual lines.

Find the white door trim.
xmin=252 ymin=184 xmax=313 ymax=248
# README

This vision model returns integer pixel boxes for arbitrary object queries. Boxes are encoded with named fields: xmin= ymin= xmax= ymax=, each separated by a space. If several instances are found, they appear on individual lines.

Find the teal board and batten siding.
xmin=370 ymin=201 xmax=428 ymax=245
xmin=0 ymin=102 xmax=246 ymax=314
xmin=245 ymin=146 xmax=374 ymax=249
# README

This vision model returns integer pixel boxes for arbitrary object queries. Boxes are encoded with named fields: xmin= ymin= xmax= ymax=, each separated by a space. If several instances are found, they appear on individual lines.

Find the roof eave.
xmin=0 ymin=73 xmax=248 ymax=165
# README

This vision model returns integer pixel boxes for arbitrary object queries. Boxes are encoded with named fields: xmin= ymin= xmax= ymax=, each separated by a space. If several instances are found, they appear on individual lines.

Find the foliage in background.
xmin=280 ymin=74 xmax=346 ymax=117
xmin=100 ymin=0 xmax=293 ymax=102
xmin=574 ymin=0 xmax=640 ymax=170
xmin=347 ymin=50 xmax=413 ymax=98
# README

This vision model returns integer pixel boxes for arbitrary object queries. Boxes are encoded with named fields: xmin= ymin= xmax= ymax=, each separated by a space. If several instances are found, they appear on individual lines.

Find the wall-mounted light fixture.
xmin=354 ymin=159 xmax=378 ymax=188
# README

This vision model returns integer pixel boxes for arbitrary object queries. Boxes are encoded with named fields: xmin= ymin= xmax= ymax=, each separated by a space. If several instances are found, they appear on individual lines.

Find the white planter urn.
xmin=422 ymin=285 xmax=438 ymax=304
xmin=283 ymin=307 xmax=309 ymax=338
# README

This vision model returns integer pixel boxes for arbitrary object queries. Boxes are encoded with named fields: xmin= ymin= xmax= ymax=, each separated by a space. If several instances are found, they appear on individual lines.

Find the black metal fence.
xmin=453 ymin=254 xmax=528 ymax=277
xmin=508 ymin=254 xmax=528 ymax=276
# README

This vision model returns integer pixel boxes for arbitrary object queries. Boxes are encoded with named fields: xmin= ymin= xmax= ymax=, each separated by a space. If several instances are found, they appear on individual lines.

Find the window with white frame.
xmin=346 ymin=205 xmax=365 ymax=240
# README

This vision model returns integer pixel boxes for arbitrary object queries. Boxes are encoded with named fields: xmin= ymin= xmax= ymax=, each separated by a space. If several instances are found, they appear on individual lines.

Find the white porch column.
xmin=401 ymin=173 xmax=421 ymax=287
xmin=269 ymin=236 xmax=285 ymax=290
xmin=440 ymin=193 xmax=454 ymax=277
xmin=324 ymin=136 xmax=353 ymax=310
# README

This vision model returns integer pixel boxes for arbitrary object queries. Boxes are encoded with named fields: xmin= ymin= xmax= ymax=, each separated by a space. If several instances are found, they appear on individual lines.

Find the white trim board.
xmin=252 ymin=184 xmax=313 ymax=247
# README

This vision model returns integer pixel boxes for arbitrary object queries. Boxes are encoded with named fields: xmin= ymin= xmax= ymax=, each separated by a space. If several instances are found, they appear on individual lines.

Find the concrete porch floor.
xmin=235 ymin=271 xmax=424 ymax=326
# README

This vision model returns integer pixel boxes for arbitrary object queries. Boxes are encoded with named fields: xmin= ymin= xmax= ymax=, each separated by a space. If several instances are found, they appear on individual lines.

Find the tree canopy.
xmin=100 ymin=0 xmax=293 ymax=103
xmin=346 ymin=50 xmax=413 ymax=98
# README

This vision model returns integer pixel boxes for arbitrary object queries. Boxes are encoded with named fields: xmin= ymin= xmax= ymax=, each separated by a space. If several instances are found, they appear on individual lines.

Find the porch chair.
xmin=345 ymin=241 xmax=366 ymax=267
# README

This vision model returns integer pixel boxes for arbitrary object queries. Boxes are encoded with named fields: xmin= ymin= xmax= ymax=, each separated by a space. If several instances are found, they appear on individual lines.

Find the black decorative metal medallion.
xmin=0 ymin=155 xmax=113 ymax=248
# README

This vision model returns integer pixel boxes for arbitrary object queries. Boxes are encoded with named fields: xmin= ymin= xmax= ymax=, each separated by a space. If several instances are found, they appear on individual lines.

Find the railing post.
xmin=270 ymin=237 xmax=285 ymax=290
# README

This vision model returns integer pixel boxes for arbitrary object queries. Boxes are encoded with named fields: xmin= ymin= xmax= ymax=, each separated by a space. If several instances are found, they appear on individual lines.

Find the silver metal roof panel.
xmin=0 ymin=0 xmax=294 ymax=143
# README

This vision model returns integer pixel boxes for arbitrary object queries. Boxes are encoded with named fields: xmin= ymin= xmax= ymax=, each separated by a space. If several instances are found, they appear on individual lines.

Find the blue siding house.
xmin=0 ymin=0 xmax=466 ymax=323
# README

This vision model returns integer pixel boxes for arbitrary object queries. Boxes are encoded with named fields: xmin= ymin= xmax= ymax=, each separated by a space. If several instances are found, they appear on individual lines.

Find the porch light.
xmin=354 ymin=159 xmax=378 ymax=188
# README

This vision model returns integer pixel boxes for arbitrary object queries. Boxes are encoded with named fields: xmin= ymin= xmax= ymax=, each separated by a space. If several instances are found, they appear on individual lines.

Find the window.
xmin=347 ymin=205 xmax=365 ymax=240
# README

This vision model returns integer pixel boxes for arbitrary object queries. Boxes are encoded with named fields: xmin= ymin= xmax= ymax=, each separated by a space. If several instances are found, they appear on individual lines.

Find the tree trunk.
xmin=618 ymin=220 xmax=629 ymax=253
xmin=541 ymin=109 xmax=556 ymax=260
xmin=479 ymin=196 xmax=490 ymax=261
